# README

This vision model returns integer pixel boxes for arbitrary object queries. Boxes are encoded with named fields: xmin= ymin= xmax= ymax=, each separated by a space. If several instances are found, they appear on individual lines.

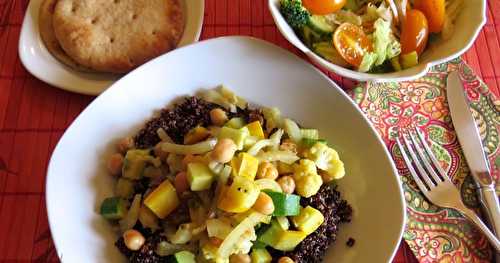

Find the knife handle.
xmin=481 ymin=185 xmax=500 ymax=239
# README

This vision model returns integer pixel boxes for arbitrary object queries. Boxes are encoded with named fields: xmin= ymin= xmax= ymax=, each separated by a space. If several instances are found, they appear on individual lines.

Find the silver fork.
xmin=397 ymin=127 xmax=500 ymax=252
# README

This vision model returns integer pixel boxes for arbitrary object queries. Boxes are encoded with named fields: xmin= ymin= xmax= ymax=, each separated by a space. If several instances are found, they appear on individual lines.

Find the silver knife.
xmin=447 ymin=71 xmax=500 ymax=249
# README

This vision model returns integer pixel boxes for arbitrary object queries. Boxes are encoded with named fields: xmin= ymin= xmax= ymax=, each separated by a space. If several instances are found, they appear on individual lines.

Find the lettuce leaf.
xmin=372 ymin=18 xmax=401 ymax=65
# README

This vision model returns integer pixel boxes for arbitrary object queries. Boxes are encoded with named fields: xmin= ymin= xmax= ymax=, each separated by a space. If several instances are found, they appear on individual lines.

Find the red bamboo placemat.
xmin=0 ymin=0 xmax=498 ymax=262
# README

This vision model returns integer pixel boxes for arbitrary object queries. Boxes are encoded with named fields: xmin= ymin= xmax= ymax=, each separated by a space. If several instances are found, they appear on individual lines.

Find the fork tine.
xmin=408 ymin=128 xmax=444 ymax=183
xmin=396 ymin=138 xmax=430 ymax=192
xmin=401 ymin=131 xmax=436 ymax=188
xmin=415 ymin=128 xmax=450 ymax=181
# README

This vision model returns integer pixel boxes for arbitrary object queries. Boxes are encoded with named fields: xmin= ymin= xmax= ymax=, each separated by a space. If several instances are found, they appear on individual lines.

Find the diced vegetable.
xmin=184 ymin=126 xmax=210 ymax=145
xmin=262 ymin=107 xmax=282 ymax=132
xmin=207 ymin=218 xmax=233 ymax=239
xmin=276 ymin=216 xmax=290 ymax=230
xmin=292 ymin=206 xmax=325 ymax=234
xmin=401 ymin=51 xmax=419 ymax=69
xmin=308 ymin=15 xmax=334 ymax=34
xmin=246 ymin=121 xmax=265 ymax=139
xmin=231 ymin=152 xmax=259 ymax=180
xmin=144 ymin=180 xmax=180 ymax=219
xmin=263 ymin=191 xmax=301 ymax=216
xmin=258 ymin=220 xmax=283 ymax=246
xmin=160 ymin=138 xmax=217 ymax=155
xmin=251 ymin=248 xmax=272 ymax=263
xmin=300 ymin=129 xmax=319 ymax=140
xmin=255 ymin=179 xmax=282 ymax=192
xmin=225 ymin=117 xmax=246 ymax=129
xmin=301 ymin=25 xmax=323 ymax=47
xmin=244 ymin=136 xmax=259 ymax=149
xmin=167 ymin=251 xmax=196 ymax=263
xmin=313 ymin=42 xmax=350 ymax=67
xmin=233 ymin=209 xmax=272 ymax=224
xmin=218 ymin=126 xmax=250 ymax=150
xmin=100 ymin=197 xmax=128 ymax=220
xmin=217 ymin=212 xmax=266 ymax=258
xmin=283 ymin=119 xmax=302 ymax=143
xmin=116 ymin=178 xmax=134 ymax=199
xmin=122 ymin=149 xmax=150 ymax=180
xmin=272 ymin=230 xmax=307 ymax=251
xmin=168 ymin=223 xmax=194 ymax=244
xmin=390 ymin=56 xmax=402 ymax=71
xmin=187 ymin=163 xmax=216 ymax=191
xmin=301 ymin=138 xmax=327 ymax=148
xmin=119 ymin=194 xmax=141 ymax=232
xmin=218 ymin=177 xmax=260 ymax=213
xmin=139 ymin=205 xmax=159 ymax=230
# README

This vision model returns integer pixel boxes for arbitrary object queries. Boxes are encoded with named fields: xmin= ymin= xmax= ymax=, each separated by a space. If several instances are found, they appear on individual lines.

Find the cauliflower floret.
xmin=293 ymin=159 xmax=323 ymax=198
xmin=304 ymin=142 xmax=345 ymax=181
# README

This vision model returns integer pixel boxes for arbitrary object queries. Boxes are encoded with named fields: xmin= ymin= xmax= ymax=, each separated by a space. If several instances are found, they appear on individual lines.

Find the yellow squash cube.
xmin=273 ymin=230 xmax=307 ymax=251
xmin=292 ymin=206 xmax=325 ymax=234
xmin=218 ymin=177 xmax=260 ymax=213
xmin=246 ymin=121 xmax=265 ymax=139
xmin=144 ymin=180 xmax=179 ymax=219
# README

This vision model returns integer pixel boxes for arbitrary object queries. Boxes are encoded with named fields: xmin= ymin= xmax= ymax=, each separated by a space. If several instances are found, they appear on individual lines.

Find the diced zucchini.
xmin=115 ymin=178 xmax=134 ymax=199
xmin=225 ymin=117 xmax=246 ymax=129
xmin=246 ymin=121 xmax=265 ymax=139
xmin=252 ymin=240 xmax=268 ymax=249
xmin=144 ymin=180 xmax=179 ymax=219
xmin=258 ymin=219 xmax=306 ymax=251
xmin=218 ymin=177 xmax=260 ymax=213
xmin=263 ymin=191 xmax=301 ymax=216
xmin=233 ymin=152 xmax=259 ymax=180
xmin=276 ymin=216 xmax=290 ymax=230
xmin=122 ymin=149 xmax=150 ymax=180
xmin=401 ymin=51 xmax=418 ymax=69
xmin=251 ymin=248 xmax=272 ymax=263
xmin=167 ymin=251 xmax=196 ymax=263
xmin=292 ymin=206 xmax=325 ymax=235
xmin=313 ymin=42 xmax=350 ymax=67
xmin=258 ymin=220 xmax=283 ymax=246
xmin=300 ymin=129 xmax=319 ymax=140
xmin=218 ymin=126 xmax=250 ymax=150
xmin=187 ymin=162 xmax=215 ymax=191
xmin=301 ymin=138 xmax=327 ymax=148
xmin=308 ymin=15 xmax=334 ymax=34
xmin=100 ymin=197 xmax=128 ymax=220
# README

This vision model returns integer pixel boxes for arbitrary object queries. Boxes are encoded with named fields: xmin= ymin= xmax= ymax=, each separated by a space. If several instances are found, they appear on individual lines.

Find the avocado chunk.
xmin=187 ymin=163 xmax=215 ymax=191
xmin=263 ymin=191 xmax=301 ymax=216
xmin=122 ymin=149 xmax=150 ymax=180
xmin=100 ymin=197 xmax=127 ymax=220
xmin=167 ymin=251 xmax=196 ymax=263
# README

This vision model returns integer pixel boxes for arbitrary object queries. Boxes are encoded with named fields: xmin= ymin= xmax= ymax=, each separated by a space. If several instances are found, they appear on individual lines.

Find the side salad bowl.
xmin=268 ymin=0 xmax=486 ymax=82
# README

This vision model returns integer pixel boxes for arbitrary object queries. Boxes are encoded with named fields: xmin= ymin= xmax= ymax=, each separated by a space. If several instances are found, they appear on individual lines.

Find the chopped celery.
xmin=283 ymin=119 xmax=302 ymax=143
xmin=302 ymin=138 xmax=327 ymax=148
xmin=300 ymin=129 xmax=319 ymax=140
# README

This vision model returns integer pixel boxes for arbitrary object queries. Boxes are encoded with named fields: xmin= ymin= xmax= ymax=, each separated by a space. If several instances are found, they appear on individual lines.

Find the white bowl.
xmin=46 ymin=36 xmax=405 ymax=262
xmin=268 ymin=0 xmax=486 ymax=82
xmin=18 ymin=0 xmax=204 ymax=95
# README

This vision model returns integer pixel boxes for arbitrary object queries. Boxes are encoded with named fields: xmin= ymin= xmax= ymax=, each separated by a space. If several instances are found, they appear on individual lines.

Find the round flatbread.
xmin=39 ymin=0 xmax=93 ymax=72
xmin=52 ymin=0 xmax=184 ymax=73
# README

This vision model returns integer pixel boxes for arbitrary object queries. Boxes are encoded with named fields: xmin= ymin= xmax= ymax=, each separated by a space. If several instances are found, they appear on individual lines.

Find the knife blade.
xmin=447 ymin=71 xmax=500 ymax=251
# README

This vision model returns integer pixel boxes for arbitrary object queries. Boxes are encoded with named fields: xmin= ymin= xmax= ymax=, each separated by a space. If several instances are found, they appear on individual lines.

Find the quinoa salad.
xmin=100 ymin=86 xmax=352 ymax=263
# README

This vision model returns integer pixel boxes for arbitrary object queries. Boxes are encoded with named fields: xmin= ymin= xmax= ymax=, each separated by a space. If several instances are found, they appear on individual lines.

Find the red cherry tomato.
xmin=400 ymin=9 xmax=429 ymax=55
xmin=333 ymin=23 xmax=373 ymax=67
xmin=302 ymin=0 xmax=347 ymax=15
xmin=414 ymin=0 xmax=445 ymax=33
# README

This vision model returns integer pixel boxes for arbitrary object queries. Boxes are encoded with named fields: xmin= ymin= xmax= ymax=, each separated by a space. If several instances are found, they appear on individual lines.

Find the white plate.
xmin=19 ymin=0 xmax=204 ymax=95
xmin=46 ymin=36 xmax=405 ymax=263
xmin=268 ymin=0 xmax=486 ymax=82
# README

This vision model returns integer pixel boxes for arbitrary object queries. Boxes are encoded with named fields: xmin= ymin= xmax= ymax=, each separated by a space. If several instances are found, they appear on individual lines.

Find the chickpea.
xmin=174 ymin=172 xmax=189 ymax=193
xmin=154 ymin=143 xmax=168 ymax=161
xmin=107 ymin=153 xmax=123 ymax=176
xmin=278 ymin=257 xmax=295 ymax=263
xmin=117 ymin=137 xmax=134 ymax=154
xmin=280 ymin=139 xmax=297 ymax=154
xmin=229 ymin=253 xmax=251 ymax=263
xmin=123 ymin=229 xmax=145 ymax=251
xmin=210 ymin=108 xmax=228 ymax=126
xmin=256 ymin=161 xmax=279 ymax=180
xmin=277 ymin=175 xmax=296 ymax=194
xmin=252 ymin=192 xmax=275 ymax=215
xmin=211 ymin=138 xmax=237 ymax=163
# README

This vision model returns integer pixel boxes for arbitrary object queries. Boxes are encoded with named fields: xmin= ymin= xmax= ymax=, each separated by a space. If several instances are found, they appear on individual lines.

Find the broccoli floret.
xmin=279 ymin=0 xmax=311 ymax=29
